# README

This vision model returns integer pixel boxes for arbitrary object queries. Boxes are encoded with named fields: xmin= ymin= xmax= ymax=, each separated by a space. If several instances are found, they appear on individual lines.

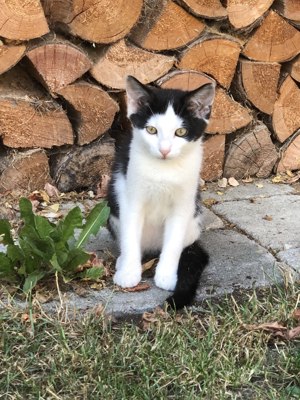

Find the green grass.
xmin=0 ymin=283 xmax=300 ymax=399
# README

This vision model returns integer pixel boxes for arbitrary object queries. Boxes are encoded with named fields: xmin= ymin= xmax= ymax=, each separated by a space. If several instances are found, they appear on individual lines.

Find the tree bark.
xmin=57 ymin=81 xmax=119 ymax=145
xmin=202 ymin=134 xmax=225 ymax=181
xmin=0 ymin=149 xmax=51 ymax=193
xmin=277 ymin=131 xmax=300 ymax=172
xmin=90 ymin=39 xmax=175 ymax=90
xmin=232 ymin=60 xmax=281 ymax=115
xmin=0 ymin=0 xmax=49 ymax=40
xmin=272 ymin=76 xmax=300 ymax=143
xmin=179 ymin=0 xmax=227 ymax=19
xmin=130 ymin=0 xmax=205 ymax=51
xmin=290 ymin=54 xmax=300 ymax=82
xmin=224 ymin=122 xmax=278 ymax=179
xmin=243 ymin=10 xmax=300 ymax=62
xmin=178 ymin=36 xmax=241 ymax=88
xmin=227 ymin=0 xmax=273 ymax=30
xmin=26 ymin=38 xmax=92 ymax=94
xmin=273 ymin=0 xmax=300 ymax=24
xmin=51 ymin=135 xmax=115 ymax=192
xmin=0 ymin=67 xmax=73 ymax=148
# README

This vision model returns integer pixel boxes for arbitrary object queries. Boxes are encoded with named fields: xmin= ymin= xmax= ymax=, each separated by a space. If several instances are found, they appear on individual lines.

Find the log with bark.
xmin=272 ymin=76 xmax=300 ymax=143
xmin=26 ymin=38 xmax=92 ymax=94
xmin=0 ymin=149 xmax=51 ymax=193
xmin=243 ymin=10 xmax=300 ymax=62
xmin=290 ymin=54 xmax=300 ymax=82
xmin=90 ymin=39 xmax=175 ymax=90
xmin=0 ymin=67 xmax=73 ymax=148
xmin=274 ymin=0 xmax=300 ymax=25
xmin=42 ymin=0 xmax=143 ymax=44
xmin=232 ymin=60 xmax=281 ymax=115
xmin=202 ymin=134 xmax=226 ymax=181
xmin=224 ymin=122 xmax=278 ymax=179
xmin=0 ymin=44 xmax=26 ymax=75
xmin=130 ymin=0 xmax=205 ymax=51
xmin=0 ymin=0 xmax=49 ymax=40
xmin=50 ymin=135 xmax=115 ymax=192
xmin=179 ymin=0 xmax=227 ymax=19
xmin=178 ymin=36 xmax=241 ymax=88
xmin=277 ymin=131 xmax=300 ymax=172
xmin=57 ymin=81 xmax=119 ymax=145
xmin=227 ymin=0 xmax=273 ymax=30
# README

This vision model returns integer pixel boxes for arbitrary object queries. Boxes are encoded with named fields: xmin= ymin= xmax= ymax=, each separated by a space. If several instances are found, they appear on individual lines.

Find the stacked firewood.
xmin=0 ymin=0 xmax=300 ymax=192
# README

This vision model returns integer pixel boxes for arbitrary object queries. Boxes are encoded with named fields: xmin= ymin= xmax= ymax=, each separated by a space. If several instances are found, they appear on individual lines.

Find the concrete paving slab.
xmin=277 ymin=248 xmax=300 ymax=274
xmin=196 ymin=230 xmax=284 ymax=300
xmin=202 ymin=181 xmax=295 ymax=202
xmin=202 ymin=207 xmax=224 ymax=230
xmin=212 ymin=194 xmax=300 ymax=253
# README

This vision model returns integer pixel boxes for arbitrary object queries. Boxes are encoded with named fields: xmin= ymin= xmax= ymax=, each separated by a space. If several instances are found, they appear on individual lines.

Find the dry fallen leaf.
xmin=228 ymin=177 xmax=239 ymax=187
xmin=218 ymin=177 xmax=228 ymax=188
xmin=44 ymin=182 xmax=60 ymax=198
xmin=142 ymin=258 xmax=158 ymax=272
xmin=263 ymin=215 xmax=273 ymax=221
xmin=286 ymin=326 xmax=300 ymax=340
xmin=292 ymin=309 xmax=300 ymax=321
xmin=203 ymin=198 xmax=218 ymax=207
xmin=216 ymin=191 xmax=224 ymax=196
xmin=255 ymin=183 xmax=264 ymax=189
xmin=123 ymin=282 xmax=151 ymax=292
xmin=242 ymin=177 xmax=253 ymax=183
xmin=243 ymin=321 xmax=286 ymax=332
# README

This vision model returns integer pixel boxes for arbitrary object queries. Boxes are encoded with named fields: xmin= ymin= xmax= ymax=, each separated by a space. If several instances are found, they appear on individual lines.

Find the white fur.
xmin=112 ymin=104 xmax=203 ymax=290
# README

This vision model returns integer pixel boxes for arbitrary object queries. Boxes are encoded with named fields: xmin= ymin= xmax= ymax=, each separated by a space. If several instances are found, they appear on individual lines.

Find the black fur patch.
xmin=166 ymin=241 xmax=209 ymax=310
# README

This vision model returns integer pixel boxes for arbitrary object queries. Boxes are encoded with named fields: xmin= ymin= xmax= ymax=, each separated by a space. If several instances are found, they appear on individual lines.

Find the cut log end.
xmin=277 ymin=133 xmax=300 ymax=173
xmin=90 ymin=40 xmax=175 ymax=89
xmin=51 ymin=135 xmax=115 ymax=192
xmin=180 ymin=0 xmax=227 ymax=19
xmin=243 ymin=10 xmax=300 ymax=62
xmin=0 ymin=150 xmax=52 ymax=193
xmin=224 ymin=122 xmax=278 ymax=179
xmin=178 ymin=37 xmax=241 ymax=88
xmin=0 ymin=44 xmax=26 ymax=75
xmin=272 ymin=76 xmax=300 ymax=143
xmin=0 ymin=0 xmax=49 ymax=40
xmin=227 ymin=0 xmax=273 ymax=30
xmin=130 ymin=0 xmax=205 ymax=51
xmin=57 ymin=82 xmax=119 ymax=146
xmin=202 ymin=134 xmax=225 ymax=181
xmin=26 ymin=42 xmax=92 ymax=93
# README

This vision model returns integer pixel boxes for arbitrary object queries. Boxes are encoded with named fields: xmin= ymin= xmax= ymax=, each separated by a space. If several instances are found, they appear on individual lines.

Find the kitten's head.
xmin=126 ymin=76 xmax=215 ymax=160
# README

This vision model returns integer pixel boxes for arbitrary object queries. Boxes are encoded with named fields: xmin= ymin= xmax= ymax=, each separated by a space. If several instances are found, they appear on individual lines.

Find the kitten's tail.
xmin=166 ymin=241 xmax=209 ymax=310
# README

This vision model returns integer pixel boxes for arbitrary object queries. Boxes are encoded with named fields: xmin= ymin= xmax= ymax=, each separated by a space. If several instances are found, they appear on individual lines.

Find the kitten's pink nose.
xmin=160 ymin=148 xmax=171 ymax=158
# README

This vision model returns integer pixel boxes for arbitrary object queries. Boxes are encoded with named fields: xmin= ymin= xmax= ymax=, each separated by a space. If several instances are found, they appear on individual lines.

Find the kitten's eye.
xmin=175 ymin=128 xmax=188 ymax=137
xmin=146 ymin=126 xmax=157 ymax=135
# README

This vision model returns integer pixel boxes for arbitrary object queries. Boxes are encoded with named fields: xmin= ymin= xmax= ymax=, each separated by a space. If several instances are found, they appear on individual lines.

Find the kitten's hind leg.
xmin=166 ymin=242 xmax=209 ymax=310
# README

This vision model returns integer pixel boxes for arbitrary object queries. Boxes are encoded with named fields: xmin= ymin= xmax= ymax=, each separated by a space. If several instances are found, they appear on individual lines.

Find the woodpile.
xmin=0 ymin=0 xmax=300 ymax=192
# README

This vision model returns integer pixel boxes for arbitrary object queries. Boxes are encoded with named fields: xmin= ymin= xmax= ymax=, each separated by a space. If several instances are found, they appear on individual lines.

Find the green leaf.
xmin=0 ymin=219 xmax=14 ymax=245
xmin=19 ymin=197 xmax=35 ymax=226
xmin=78 ymin=266 xmax=104 ymax=281
xmin=0 ymin=253 xmax=19 ymax=282
xmin=23 ymin=271 xmax=45 ymax=293
xmin=62 ymin=248 xmax=90 ymax=273
xmin=19 ymin=228 xmax=55 ymax=262
xmin=57 ymin=206 xmax=83 ymax=243
xmin=34 ymin=215 xmax=56 ymax=239
xmin=76 ymin=202 xmax=110 ymax=248
xmin=6 ymin=244 xmax=24 ymax=264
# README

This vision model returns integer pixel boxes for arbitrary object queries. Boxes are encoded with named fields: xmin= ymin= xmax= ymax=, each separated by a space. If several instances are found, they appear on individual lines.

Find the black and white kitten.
xmin=107 ymin=76 xmax=215 ymax=309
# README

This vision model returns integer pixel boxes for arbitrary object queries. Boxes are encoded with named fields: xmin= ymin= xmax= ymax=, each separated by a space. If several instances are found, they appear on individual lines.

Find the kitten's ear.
xmin=126 ymin=76 xmax=151 ymax=116
xmin=185 ymin=83 xmax=216 ymax=121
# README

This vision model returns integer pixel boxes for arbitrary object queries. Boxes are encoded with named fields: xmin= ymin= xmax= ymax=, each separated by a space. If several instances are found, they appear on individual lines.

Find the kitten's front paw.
xmin=154 ymin=267 xmax=177 ymax=291
xmin=113 ymin=258 xmax=141 ymax=288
